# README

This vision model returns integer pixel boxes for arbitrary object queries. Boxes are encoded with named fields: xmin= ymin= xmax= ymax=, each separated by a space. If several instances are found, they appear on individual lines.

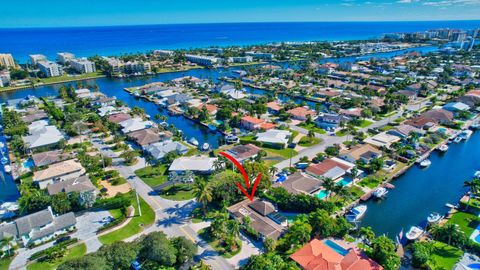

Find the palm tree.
xmin=463 ymin=178 xmax=480 ymax=210
xmin=359 ymin=226 xmax=375 ymax=244
xmin=269 ymin=167 xmax=279 ymax=178
xmin=213 ymin=158 xmax=225 ymax=172
xmin=333 ymin=184 xmax=352 ymax=200
xmin=350 ymin=167 xmax=359 ymax=185
xmin=193 ymin=180 xmax=212 ymax=215
xmin=430 ymin=223 xmax=463 ymax=246
xmin=321 ymin=178 xmax=336 ymax=198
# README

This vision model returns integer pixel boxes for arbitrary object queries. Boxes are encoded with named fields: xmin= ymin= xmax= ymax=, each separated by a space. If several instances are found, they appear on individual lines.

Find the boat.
xmin=159 ymin=121 xmax=168 ymax=128
xmin=474 ymin=171 xmax=480 ymax=178
xmin=225 ymin=134 xmax=239 ymax=144
xmin=406 ymin=226 xmax=424 ymax=240
xmin=0 ymin=142 xmax=4 ymax=149
xmin=133 ymin=92 xmax=141 ymax=98
xmin=460 ymin=130 xmax=473 ymax=140
xmin=427 ymin=212 xmax=442 ymax=224
xmin=1 ymin=157 xmax=8 ymax=165
xmin=189 ymin=137 xmax=199 ymax=146
xmin=207 ymin=124 xmax=217 ymax=132
xmin=4 ymin=165 xmax=11 ymax=174
xmin=372 ymin=187 xmax=389 ymax=199
xmin=200 ymin=143 xmax=210 ymax=151
xmin=454 ymin=136 xmax=463 ymax=143
xmin=471 ymin=122 xmax=480 ymax=130
xmin=346 ymin=205 xmax=367 ymax=222
xmin=438 ymin=144 xmax=449 ymax=152
xmin=445 ymin=203 xmax=456 ymax=209
xmin=420 ymin=159 xmax=431 ymax=167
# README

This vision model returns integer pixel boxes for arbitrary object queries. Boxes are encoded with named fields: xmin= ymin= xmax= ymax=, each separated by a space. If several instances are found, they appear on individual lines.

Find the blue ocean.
xmin=1 ymin=21 xmax=479 ymax=62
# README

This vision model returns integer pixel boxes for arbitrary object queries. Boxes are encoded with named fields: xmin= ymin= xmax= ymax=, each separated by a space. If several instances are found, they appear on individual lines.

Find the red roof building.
xmin=107 ymin=113 xmax=131 ymax=124
xmin=290 ymin=239 xmax=383 ymax=270
xmin=241 ymin=116 xmax=265 ymax=130
xmin=287 ymin=107 xmax=316 ymax=121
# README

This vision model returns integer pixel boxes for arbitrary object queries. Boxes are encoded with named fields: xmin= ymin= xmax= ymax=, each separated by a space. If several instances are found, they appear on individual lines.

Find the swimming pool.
xmin=23 ymin=159 xmax=34 ymax=169
xmin=323 ymin=239 xmax=349 ymax=256
xmin=470 ymin=223 xmax=480 ymax=244
xmin=469 ymin=264 xmax=480 ymax=269
xmin=337 ymin=177 xmax=353 ymax=187
xmin=316 ymin=190 xmax=329 ymax=200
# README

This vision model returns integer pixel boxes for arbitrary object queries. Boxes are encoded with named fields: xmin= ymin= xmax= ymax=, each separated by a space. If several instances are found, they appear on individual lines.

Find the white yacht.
xmin=201 ymin=143 xmax=210 ymax=151
xmin=372 ymin=187 xmax=388 ymax=199
xmin=189 ymin=137 xmax=199 ymax=146
xmin=438 ymin=144 xmax=448 ymax=152
xmin=225 ymin=134 xmax=239 ymax=144
xmin=1 ymin=157 xmax=8 ymax=165
xmin=454 ymin=136 xmax=463 ymax=143
xmin=4 ymin=165 xmax=11 ymax=174
xmin=474 ymin=171 xmax=480 ymax=178
xmin=420 ymin=159 xmax=431 ymax=167
xmin=427 ymin=212 xmax=442 ymax=224
xmin=406 ymin=226 xmax=424 ymax=240
xmin=346 ymin=205 xmax=367 ymax=222
xmin=460 ymin=130 xmax=473 ymax=140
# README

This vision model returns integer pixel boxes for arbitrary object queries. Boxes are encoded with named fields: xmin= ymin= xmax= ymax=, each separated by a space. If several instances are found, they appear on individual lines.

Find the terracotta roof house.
xmin=290 ymin=239 xmax=383 ymax=270
xmin=340 ymin=144 xmax=382 ymax=164
xmin=225 ymin=144 xmax=261 ymax=163
xmin=227 ymin=198 xmax=287 ymax=240
xmin=405 ymin=109 xmax=454 ymax=129
xmin=126 ymin=128 xmax=170 ymax=147
xmin=31 ymin=150 xmax=74 ymax=167
xmin=306 ymin=158 xmax=355 ymax=180
xmin=267 ymin=101 xmax=282 ymax=114
xmin=47 ymin=175 xmax=97 ymax=196
xmin=107 ymin=113 xmax=131 ymax=124
xmin=387 ymin=124 xmax=425 ymax=138
xmin=287 ymin=107 xmax=316 ymax=121
xmin=33 ymin=159 xmax=86 ymax=189
xmin=274 ymin=172 xmax=323 ymax=195
xmin=241 ymin=116 xmax=265 ymax=130
xmin=197 ymin=104 xmax=218 ymax=115
xmin=339 ymin=108 xmax=363 ymax=118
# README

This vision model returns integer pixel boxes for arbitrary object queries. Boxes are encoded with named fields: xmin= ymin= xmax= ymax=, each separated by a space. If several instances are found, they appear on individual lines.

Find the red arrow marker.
xmin=219 ymin=151 xmax=262 ymax=201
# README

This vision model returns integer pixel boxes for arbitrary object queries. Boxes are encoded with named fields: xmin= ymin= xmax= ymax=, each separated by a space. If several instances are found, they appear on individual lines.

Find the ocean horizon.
xmin=1 ymin=20 xmax=479 ymax=62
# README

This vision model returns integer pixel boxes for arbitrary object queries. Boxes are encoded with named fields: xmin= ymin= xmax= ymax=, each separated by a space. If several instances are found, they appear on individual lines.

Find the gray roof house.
xmin=0 ymin=206 xmax=76 ymax=246
xmin=169 ymin=156 xmax=217 ymax=174
xmin=144 ymin=141 xmax=189 ymax=160
xmin=22 ymin=120 xmax=64 ymax=150
xmin=47 ymin=175 xmax=97 ymax=196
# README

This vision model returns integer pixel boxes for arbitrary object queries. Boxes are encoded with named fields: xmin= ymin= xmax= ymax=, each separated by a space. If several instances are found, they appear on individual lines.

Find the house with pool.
xmin=305 ymin=158 xmax=358 ymax=186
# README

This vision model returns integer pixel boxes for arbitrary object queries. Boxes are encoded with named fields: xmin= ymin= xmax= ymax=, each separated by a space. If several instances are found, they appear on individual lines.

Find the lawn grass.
xmin=298 ymin=122 xmax=326 ymax=134
xmin=263 ymin=147 xmax=298 ymax=159
xmin=348 ymin=185 xmax=366 ymax=200
xmin=426 ymin=241 xmax=463 ymax=270
xmin=356 ymin=120 xmax=374 ymax=128
xmin=109 ymin=208 xmax=125 ymax=220
xmin=198 ymin=228 xmax=242 ymax=258
xmin=357 ymin=177 xmax=382 ymax=189
xmin=27 ymin=244 xmax=87 ymax=270
xmin=298 ymin=136 xmax=321 ymax=147
xmin=447 ymin=211 xmax=479 ymax=236
xmin=135 ymin=164 xmax=168 ymax=188
xmin=36 ymin=72 xmax=105 ymax=85
xmin=98 ymin=197 xmax=155 ymax=245
xmin=160 ymin=184 xmax=195 ymax=201
xmin=335 ymin=129 xmax=348 ymax=137
xmin=0 ymin=257 xmax=13 ymax=270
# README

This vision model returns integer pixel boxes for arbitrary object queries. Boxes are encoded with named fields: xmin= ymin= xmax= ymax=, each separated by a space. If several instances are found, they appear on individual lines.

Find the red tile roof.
xmin=306 ymin=159 xmax=350 ymax=177
xmin=107 ymin=113 xmax=131 ymax=124
xmin=241 ymin=116 xmax=264 ymax=124
xmin=287 ymin=107 xmax=316 ymax=118
xmin=290 ymin=239 xmax=383 ymax=270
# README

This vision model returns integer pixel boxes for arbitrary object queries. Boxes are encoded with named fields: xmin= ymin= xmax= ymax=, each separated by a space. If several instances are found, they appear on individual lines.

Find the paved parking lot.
xmin=72 ymin=210 xmax=112 ymax=252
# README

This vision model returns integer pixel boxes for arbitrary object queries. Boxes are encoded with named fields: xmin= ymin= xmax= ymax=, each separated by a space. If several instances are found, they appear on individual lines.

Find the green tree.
xmin=51 ymin=192 xmax=72 ymax=214
xmin=171 ymin=237 xmax=197 ymax=264
xmin=99 ymin=241 xmax=138 ymax=270
xmin=369 ymin=236 xmax=401 ymax=270
xmin=58 ymin=255 xmax=109 ymax=270
xmin=139 ymin=232 xmax=177 ymax=267
xmin=193 ymin=179 xmax=213 ymax=215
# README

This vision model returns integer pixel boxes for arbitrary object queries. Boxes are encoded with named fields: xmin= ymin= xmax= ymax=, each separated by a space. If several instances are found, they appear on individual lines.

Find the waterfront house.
xmin=227 ymin=198 xmax=287 ymax=240
xmin=46 ymin=175 xmax=97 ymax=197
xmin=31 ymin=150 xmax=74 ymax=167
xmin=196 ymin=104 xmax=218 ymax=115
xmin=107 ymin=112 xmax=131 ymax=124
xmin=363 ymin=132 xmax=401 ymax=149
xmin=266 ymin=101 xmax=282 ymax=115
xmin=340 ymin=144 xmax=382 ymax=164
xmin=256 ymin=129 xmax=291 ymax=148
xmin=290 ymin=239 xmax=383 ymax=270
xmin=274 ymin=171 xmax=323 ymax=195
xmin=306 ymin=158 xmax=355 ymax=180
xmin=22 ymin=120 xmax=64 ymax=150
xmin=287 ymin=107 xmax=316 ymax=121
xmin=339 ymin=108 xmax=363 ymax=118
xmin=397 ymin=89 xmax=418 ymax=100
xmin=241 ymin=116 xmax=265 ymax=130
xmin=144 ymin=141 xmax=189 ymax=161
xmin=75 ymin=88 xmax=94 ymax=99
xmin=213 ymin=83 xmax=247 ymax=99
xmin=405 ymin=109 xmax=454 ymax=129
xmin=315 ymin=113 xmax=350 ymax=131
xmin=443 ymin=102 xmax=471 ymax=112
xmin=119 ymin=118 xmax=153 ymax=134
xmin=0 ymin=206 xmax=76 ymax=247
xmin=21 ymin=110 xmax=48 ymax=124
xmin=126 ymin=128 xmax=169 ymax=148
xmin=33 ymin=159 xmax=86 ymax=189
xmin=169 ymin=156 xmax=217 ymax=174
xmin=387 ymin=124 xmax=425 ymax=139
xmin=225 ymin=144 xmax=261 ymax=163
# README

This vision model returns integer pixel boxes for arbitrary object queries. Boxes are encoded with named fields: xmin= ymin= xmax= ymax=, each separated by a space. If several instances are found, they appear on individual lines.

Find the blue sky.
xmin=1 ymin=0 xmax=480 ymax=27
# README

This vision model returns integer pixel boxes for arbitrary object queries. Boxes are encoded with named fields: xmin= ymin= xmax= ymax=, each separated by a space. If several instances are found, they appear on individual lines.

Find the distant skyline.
xmin=1 ymin=0 xmax=480 ymax=28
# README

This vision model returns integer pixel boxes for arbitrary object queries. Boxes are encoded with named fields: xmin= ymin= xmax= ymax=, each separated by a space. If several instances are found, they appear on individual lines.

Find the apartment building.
xmin=38 ymin=61 xmax=63 ymax=77
xmin=57 ymin=52 xmax=75 ymax=64
xmin=71 ymin=58 xmax=96 ymax=73
xmin=0 ymin=53 xmax=15 ymax=68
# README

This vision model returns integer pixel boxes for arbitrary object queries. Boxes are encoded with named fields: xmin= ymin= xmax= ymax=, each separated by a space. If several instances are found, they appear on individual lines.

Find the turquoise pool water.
xmin=316 ymin=190 xmax=329 ymax=199
xmin=337 ymin=177 xmax=353 ymax=187
xmin=323 ymin=240 xmax=349 ymax=256
xmin=23 ymin=159 xmax=34 ymax=169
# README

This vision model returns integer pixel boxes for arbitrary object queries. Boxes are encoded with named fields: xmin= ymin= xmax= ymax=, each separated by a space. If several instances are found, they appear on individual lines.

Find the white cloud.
xmin=422 ymin=0 xmax=480 ymax=6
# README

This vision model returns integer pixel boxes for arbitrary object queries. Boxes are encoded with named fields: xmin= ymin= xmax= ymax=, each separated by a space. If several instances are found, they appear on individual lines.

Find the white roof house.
xmin=443 ymin=102 xmax=470 ymax=112
xmin=256 ymin=129 xmax=291 ymax=145
xmin=144 ymin=141 xmax=188 ymax=160
xmin=23 ymin=120 xmax=64 ymax=149
xmin=75 ymin=88 xmax=94 ymax=99
xmin=119 ymin=118 xmax=153 ymax=134
xmin=363 ymin=132 xmax=401 ymax=149
xmin=169 ymin=156 xmax=217 ymax=173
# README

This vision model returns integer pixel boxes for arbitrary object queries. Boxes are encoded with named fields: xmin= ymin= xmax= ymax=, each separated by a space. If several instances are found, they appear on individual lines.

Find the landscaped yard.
xmin=355 ymin=120 xmax=374 ymax=128
xmin=358 ymin=177 xmax=382 ymax=189
xmin=160 ymin=184 xmax=195 ymax=201
xmin=99 ymin=197 xmax=155 ymax=245
xmin=298 ymin=122 xmax=326 ymax=134
xmin=0 ymin=257 xmax=13 ymax=270
xmin=447 ymin=211 xmax=479 ymax=236
xmin=298 ymin=136 xmax=321 ymax=147
xmin=26 ymin=243 xmax=87 ymax=270
xmin=198 ymin=228 xmax=242 ymax=258
xmin=262 ymin=147 xmax=298 ymax=166
xmin=426 ymin=241 xmax=463 ymax=270
xmin=135 ymin=164 xmax=168 ymax=188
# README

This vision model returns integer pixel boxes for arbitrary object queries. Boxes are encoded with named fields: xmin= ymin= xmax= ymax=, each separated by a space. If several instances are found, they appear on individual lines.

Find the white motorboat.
xmin=189 ymin=137 xmax=199 ymax=146
xmin=420 ymin=159 xmax=431 ymax=167
xmin=454 ymin=136 xmax=463 ymax=143
xmin=471 ymin=122 xmax=480 ymax=130
xmin=427 ymin=212 xmax=442 ymax=224
xmin=474 ymin=171 xmax=480 ymax=178
xmin=1 ymin=157 xmax=8 ymax=165
xmin=438 ymin=144 xmax=448 ymax=152
xmin=201 ymin=143 xmax=210 ymax=151
xmin=0 ymin=142 xmax=4 ymax=149
xmin=406 ymin=226 xmax=424 ymax=240
xmin=225 ymin=134 xmax=239 ymax=144
xmin=346 ymin=205 xmax=367 ymax=222
xmin=460 ymin=130 xmax=473 ymax=140
xmin=373 ymin=187 xmax=388 ymax=199
xmin=4 ymin=165 xmax=11 ymax=174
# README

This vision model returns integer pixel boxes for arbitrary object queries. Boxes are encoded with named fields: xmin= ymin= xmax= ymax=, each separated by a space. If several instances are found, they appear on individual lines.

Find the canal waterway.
xmin=360 ymin=131 xmax=480 ymax=238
